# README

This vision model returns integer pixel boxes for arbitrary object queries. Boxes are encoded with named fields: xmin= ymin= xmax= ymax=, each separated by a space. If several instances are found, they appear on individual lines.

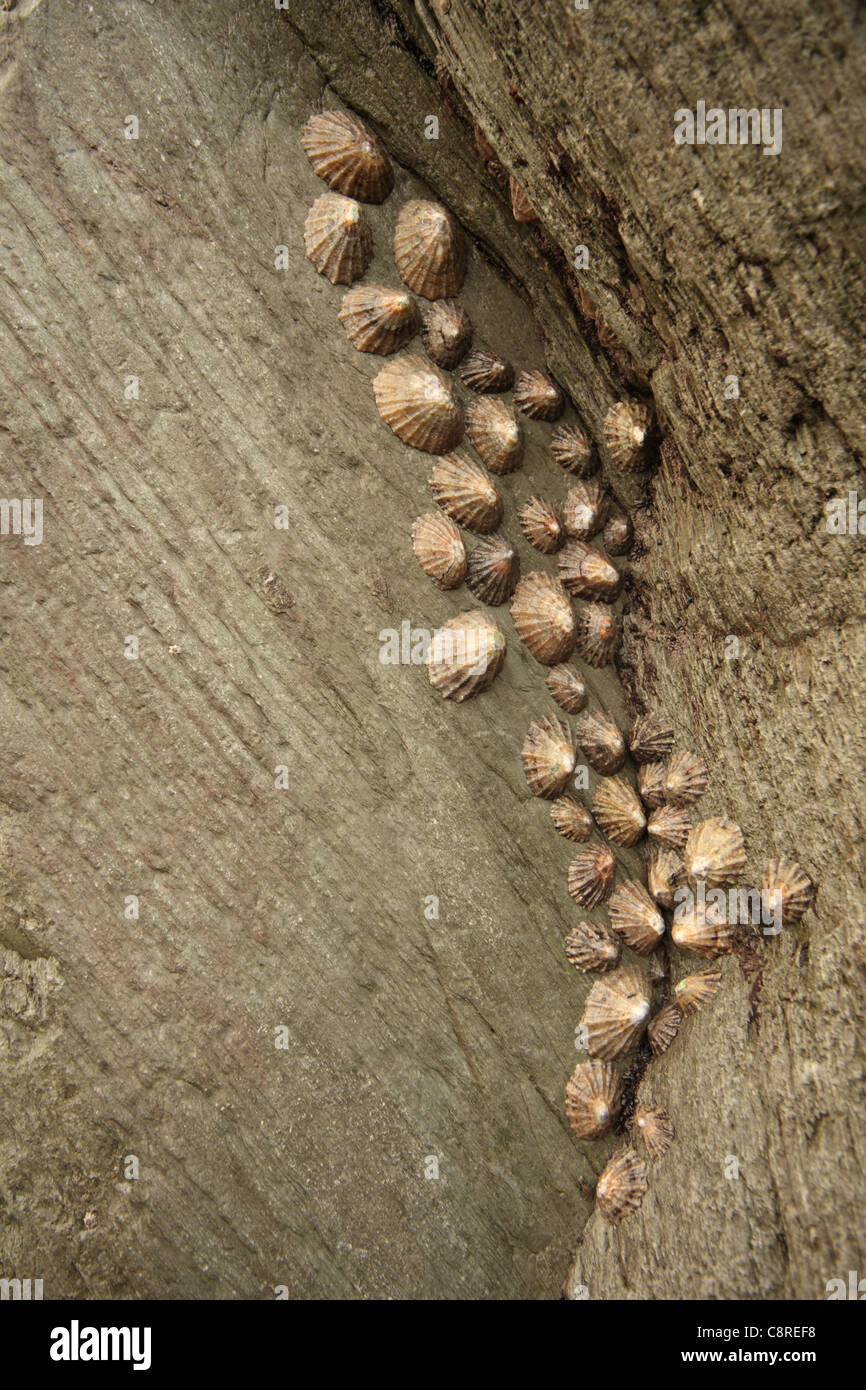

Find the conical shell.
xmin=683 ymin=817 xmax=745 ymax=887
xmin=581 ymin=965 xmax=652 ymax=1060
xmin=509 ymin=572 xmax=575 ymax=665
xmin=603 ymin=508 xmax=633 ymax=555
xmin=761 ymin=858 xmax=815 ymax=926
xmin=466 ymin=534 xmax=520 ymax=605
xmin=338 ymin=283 xmax=420 ymax=353
xmin=671 ymin=897 xmax=734 ymax=957
xmin=421 ymin=298 xmax=472 ymax=368
xmin=633 ymin=1103 xmax=674 ymax=1158
xmin=593 ymin=777 xmax=646 ymax=847
xmin=301 ymin=110 xmax=393 ymax=202
xmin=562 ymin=481 xmax=609 ymax=540
xmin=596 ymin=1149 xmax=648 ymax=1224
xmin=565 ymin=1061 xmax=620 ymax=1139
xmin=514 ymin=369 xmax=564 ymax=420
xmin=629 ymin=714 xmax=676 ymax=764
xmin=568 ymin=844 xmax=617 ymax=908
xmin=664 ymin=751 xmax=709 ymax=807
xmin=575 ymin=603 xmax=621 ymax=667
xmin=509 ymin=174 xmax=537 ymax=223
xmin=577 ymin=710 xmax=626 ymax=775
xmin=647 ymin=1002 xmax=682 ymax=1055
xmin=458 ymin=348 xmax=513 ymax=393
xmin=608 ymin=880 xmax=666 ymax=954
xmin=304 ymin=193 xmax=373 ymax=285
xmin=675 ymin=967 xmax=722 ymax=1018
xmin=646 ymin=805 xmax=691 ymax=851
xmin=558 ymin=539 xmax=621 ymax=602
xmin=373 ymin=355 xmax=463 ymax=453
xmin=546 ymin=664 xmax=587 ymax=715
xmin=565 ymin=919 xmax=621 ymax=971
xmin=465 ymin=397 xmax=524 ymax=474
xmin=550 ymin=795 xmax=593 ymax=843
xmin=521 ymin=715 xmax=575 ymax=798
xmin=637 ymin=760 xmax=667 ymax=810
xmin=429 ymin=452 xmax=502 ymax=533
xmin=394 ymin=199 xmax=467 ymax=299
xmin=518 ymin=496 xmax=564 ymax=553
xmin=604 ymin=399 xmax=651 ymax=470
xmin=411 ymin=512 xmax=466 ymax=590
xmin=426 ymin=610 xmax=505 ymax=702
xmin=551 ymin=423 xmax=593 ymax=475
xmin=647 ymin=847 xmax=685 ymax=909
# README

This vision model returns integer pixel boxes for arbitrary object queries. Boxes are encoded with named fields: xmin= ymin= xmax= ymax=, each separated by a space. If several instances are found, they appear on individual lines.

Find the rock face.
xmin=0 ymin=0 xmax=863 ymax=1300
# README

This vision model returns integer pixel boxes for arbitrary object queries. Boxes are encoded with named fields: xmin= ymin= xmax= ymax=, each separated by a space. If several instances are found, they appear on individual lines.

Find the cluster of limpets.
xmin=300 ymin=107 xmax=817 ymax=1227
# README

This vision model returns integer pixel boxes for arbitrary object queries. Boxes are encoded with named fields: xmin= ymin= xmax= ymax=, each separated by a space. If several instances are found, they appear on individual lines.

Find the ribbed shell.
xmin=509 ymin=174 xmax=537 ymax=223
xmin=393 ymin=200 xmax=467 ymax=299
xmin=664 ymin=751 xmax=709 ymax=807
xmin=301 ymin=110 xmax=393 ymax=202
xmin=304 ymin=193 xmax=373 ymax=284
xmin=565 ymin=919 xmax=621 ymax=971
xmin=575 ymin=603 xmax=621 ymax=667
xmin=429 ymin=452 xmax=502 ymax=533
xmin=411 ymin=512 xmax=466 ymax=590
xmin=551 ymin=424 xmax=593 ymax=475
xmin=421 ymin=298 xmax=472 ymax=368
xmin=518 ymin=496 xmax=564 ymax=553
xmin=647 ymin=847 xmax=685 ymax=908
xmin=426 ymin=610 xmax=505 ymax=702
xmin=514 ymin=369 xmax=564 ymax=420
xmin=761 ymin=858 xmax=814 ymax=925
xmin=633 ymin=1104 xmax=674 ymax=1158
xmin=466 ymin=534 xmax=520 ymax=605
xmin=465 ymin=397 xmax=524 ymax=474
xmin=675 ymin=967 xmax=722 ymax=1017
xmin=546 ymin=664 xmax=587 ymax=715
xmin=637 ymin=760 xmax=667 ymax=810
xmin=558 ymin=539 xmax=621 ymax=602
xmin=565 ymin=1061 xmax=620 ymax=1139
xmin=683 ymin=818 xmax=745 ymax=887
xmin=646 ymin=805 xmax=692 ymax=851
xmin=577 ymin=710 xmax=626 ymax=775
xmin=581 ymin=965 xmax=652 ymax=1060
xmin=596 ymin=1149 xmax=648 ymax=1224
xmin=568 ymin=844 xmax=617 ymax=909
xmin=647 ymin=1002 xmax=682 ymax=1055
xmin=629 ymin=714 xmax=676 ymax=764
xmin=592 ymin=777 xmax=646 ymax=847
xmin=670 ymin=898 xmax=734 ymax=957
xmin=608 ymin=880 xmax=666 ymax=954
xmin=603 ymin=509 xmax=633 ymax=555
xmin=509 ymin=572 xmax=575 ymax=665
xmin=458 ymin=348 xmax=513 ymax=393
xmin=562 ymin=481 xmax=609 ymax=540
xmin=521 ymin=715 xmax=576 ymax=798
xmin=373 ymin=355 xmax=463 ymax=453
xmin=604 ymin=399 xmax=651 ymax=470
xmin=338 ymin=283 xmax=419 ymax=353
xmin=550 ymin=795 xmax=593 ymax=843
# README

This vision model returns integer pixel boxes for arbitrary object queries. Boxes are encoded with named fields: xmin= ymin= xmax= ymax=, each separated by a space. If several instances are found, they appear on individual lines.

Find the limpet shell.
xmin=670 ymin=897 xmax=734 ymax=957
xmin=421 ymin=298 xmax=473 ymax=368
xmin=637 ymin=760 xmax=667 ymax=810
xmin=558 ymin=539 xmax=621 ymax=602
xmin=338 ymin=283 xmax=420 ymax=353
xmin=459 ymin=348 xmax=513 ymax=393
xmin=304 ymin=193 xmax=373 ymax=285
xmin=568 ymin=843 xmax=617 ymax=908
xmin=675 ymin=967 xmax=722 ymax=1017
xmin=394 ymin=199 xmax=467 ymax=299
xmin=551 ymin=423 xmax=593 ymax=475
xmin=683 ymin=817 xmax=745 ymax=887
xmin=521 ymin=715 xmax=576 ymax=798
xmin=509 ymin=572 xmax=575 ymax=665
xmin=664 ymin=751 xmax=709 ymax=807
xmin=596 ymin=1149 xmax=648 ymax=1224
xmin=513 ymin=369 xmax=564 ymax=420
xmin=592 ymin=776 xmax=646 ymax=847
xmin=550 ymin=795 xmax=593 ymax=843
xmin=604 ymin=399 xmax=651 ymax=470
xmin=647 ymin=1002 xmax=682 ymax=1055
xmin=581 ymin=965 xmax=652 ymax=1060
xmin=301 ymin=110 xmax=393 ymax=203
xmin=426 ymin=610 xmax=505 ymax=702
xmin=646 ymin=804 xmax=691 ymax=851
xmin=465 ymin=397 xmax=524 ymax=474
xmin=546 ymin=664 xmax=587 ymax=715
xmin=603 ymin=508 xmax=633 ymax=556
xmin=577 ymin=710 xmax=626 ymax=775
xmin=647 ymin=847 xmax=685 ymax=908
xmin=629 ymin=714 xmax=676 ymax=764
xmin=575 ymin=603 xmax=621 ymax=667
xmin=411 ymin=512 xmax=466 ymax=590
xmin=562 ymin=481 xmax=608 ymax=541
xmin=429 ymin=452 xmax=502 ymax=533
xmin=633 ymin=1103 xmax=674 ymax=1158
xmin=761 ymin=857 xmax=815 ymax=925
xmin=466 ymin=534 xmax=520 ymax=605
xmin=565 ymin=918 xmax=621 ymax=971
xmin=373 ymin=355 xmax=463 ymax=453
xmin=565 ymin=1061 xmax=620 ymax=1139
xmin=518 ymin=496 xmax=564 ymax=553
xmin=608 ymin=880 xmax=666 ymax=954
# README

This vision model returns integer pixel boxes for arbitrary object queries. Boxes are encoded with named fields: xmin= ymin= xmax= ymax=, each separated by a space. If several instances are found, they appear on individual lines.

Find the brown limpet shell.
xmin=596 ymin=1149 xmax=648 ymax=1224
xmin=411 ymin=512 xmax=466 ymax=590
xmin=551 ymin=795 xmax=594 ymax=843
xmin=420 ymin=298 xmax=473 ymax=368
xmin=558 ymin=539 xmax=621 ymax=602
xmin=647 ymin=846 xmax=685 ymax=908
xmin=581 ymin=965 xmax=652 ymax=1060
xmin=565 ymin=1061 xmax=620 ymax=1139
xmin=546 ymin=664 xmax=587 ymax=715
xmin=303 ymin=193 xmax=373 ymax=285
xmin=429 ymin=452 xmax=502 ymax=533
xmin=761 ymin=857 xmax=815 ymax=925
xmin=551 ymin=423 xmax=593 ymax=475
xmin=562 ymin=481 xmax=609 ymax=541
xmin=608 ymin=880 xmax=666 ymax=954
xmin=592 ymin=776 xmax=646 ymax=847
xmin=394 ymin=199 xmax=467 ymax=299
xmin=647 ymin=1002 xmax=682 ymax=1055
xmin=603 ymin=508 xmax=633 ymax=556
xmin=664 ymin=751 xmax=709 ymax=807
xmin=521 ymin=715 xmax=576 ymax=798
xmin=459 ymin=348 xmax=514 ymax=393
xmin=675 ymin=967 xmax=722 ymax=1017
xmin=510 ymin=572 xmax=576 ymax=665
xmin=629 ymin=714 xmax=676 ymax=764
xmin=301 ymin=109 xmax=393 ymax=203
xmin=683 ymin=817 xmax=745 ymax=887
xmin=575 ymin=603 xmax=621 ymax=667
xmin=373 ymin=355 xmax=463 ymax=453
xmin=633 ymin=1103 xmax=674 ymax=1158
xmin=513 ymin=369 xmax=564 ymax=420
xmin=465 ymin=397 xmax=524 ymax=474
xmin=518 ymin=496 xmax=564 ymax=553
xmin=646 ymin=804 xmax=692 ymax=851
xmin=576 ymin=709 xmax=626 ymax=775
xmin=604 ymin=399 xmax=651 ymax=470
xmin=426 ymin=610 xmax=505 ymax=702
xmin=670 ymin=898 xmax=734 ymax=957
xmin=466 ymin=534 xmax=520 ymax=605
xmin=568 ymin=844 xmax=617 ymax=908
xmin=565 ymin=918 xmax=621 ymax=971
xmin=637 ymin=760 xmax=668 ymax=810
xmin=509 ymin=174 xmax=538 ymax=223
xmin=338 ymin=283 xmax=420 ymax=354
